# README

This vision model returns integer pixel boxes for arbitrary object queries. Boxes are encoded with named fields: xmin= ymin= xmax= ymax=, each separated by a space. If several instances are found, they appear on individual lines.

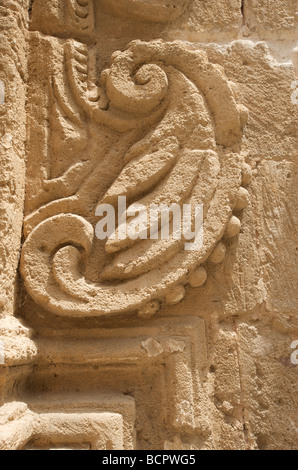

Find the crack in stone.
xmin=241 ymin=0 xmax=246 ymax=25
xmin=28 ymin=0 xmax=35 ymax=20
xmin=232 ymin=317 xmax=255 ymax=450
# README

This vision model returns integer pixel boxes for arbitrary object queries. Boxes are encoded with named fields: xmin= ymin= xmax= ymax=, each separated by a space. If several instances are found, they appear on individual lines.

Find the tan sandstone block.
xmin=237 ymin=321 xmax=298 ymax=450
xmin=244 ymin=0 xmax=297 ymax=33
xmin=0 ymin=2 xmax=28 ymax=317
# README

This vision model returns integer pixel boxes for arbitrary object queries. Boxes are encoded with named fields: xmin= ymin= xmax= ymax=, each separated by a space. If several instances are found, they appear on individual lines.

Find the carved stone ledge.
xmin=0 ymin=401 xmax=126 ymax=450
xmin=0 ymin=316 xmax=209 ymax=448
xmin=99 ymin=0 xmax=191 ymax=23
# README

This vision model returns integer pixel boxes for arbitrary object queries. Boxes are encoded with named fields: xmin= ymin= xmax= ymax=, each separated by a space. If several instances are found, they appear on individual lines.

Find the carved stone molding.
xmin=0 ymin=402 xmax=126 ymax=450
xmin=99 ymin=0 xmax=191 ymax=23
xmin=0 ymin=316 xmax=208 ymax=450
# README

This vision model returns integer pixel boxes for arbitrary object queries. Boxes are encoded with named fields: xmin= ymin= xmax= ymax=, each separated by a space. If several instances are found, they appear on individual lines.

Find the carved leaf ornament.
xmin=21 ymin=40 xmax=250 ymax=317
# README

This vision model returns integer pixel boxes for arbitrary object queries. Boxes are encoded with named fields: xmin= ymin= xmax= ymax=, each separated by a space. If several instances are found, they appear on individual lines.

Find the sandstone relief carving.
xmin=30 ymin=0 xmax=95 ymax=41
xmin=20 ymin=36 xmax=250 ymax=318
xmin=0 ymin=0 xmax=297 ymax=452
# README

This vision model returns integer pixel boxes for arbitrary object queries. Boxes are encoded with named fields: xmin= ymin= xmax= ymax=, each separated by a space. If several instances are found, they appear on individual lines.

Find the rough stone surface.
xmin=0 ymin=0 xmax=297 ymax=450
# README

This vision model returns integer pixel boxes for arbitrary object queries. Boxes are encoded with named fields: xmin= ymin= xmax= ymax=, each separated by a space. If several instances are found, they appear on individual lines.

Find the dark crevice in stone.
xmin=241 ymin=0 xmax=246 ymax=25
xmin=28 ymin=0 xmax=35 ymax=20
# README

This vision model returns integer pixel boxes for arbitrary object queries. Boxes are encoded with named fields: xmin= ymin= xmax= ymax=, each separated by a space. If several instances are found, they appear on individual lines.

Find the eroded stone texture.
xmin=0 ymin=0 xmax=297 ymax=450
xmin=244 ymin=0 xmax=296 ymax=33
xmin=0 ymin=1 xmax=28 ymax=316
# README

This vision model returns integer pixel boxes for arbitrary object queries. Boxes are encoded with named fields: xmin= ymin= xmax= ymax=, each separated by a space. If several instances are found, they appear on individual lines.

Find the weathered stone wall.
xmin=0 ymin=0 xmax=297 ymax=450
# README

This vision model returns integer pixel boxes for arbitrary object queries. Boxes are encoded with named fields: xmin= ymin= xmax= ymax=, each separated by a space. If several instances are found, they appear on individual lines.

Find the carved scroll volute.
xmin=21 ymin=40 xmax=250 ymax=318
